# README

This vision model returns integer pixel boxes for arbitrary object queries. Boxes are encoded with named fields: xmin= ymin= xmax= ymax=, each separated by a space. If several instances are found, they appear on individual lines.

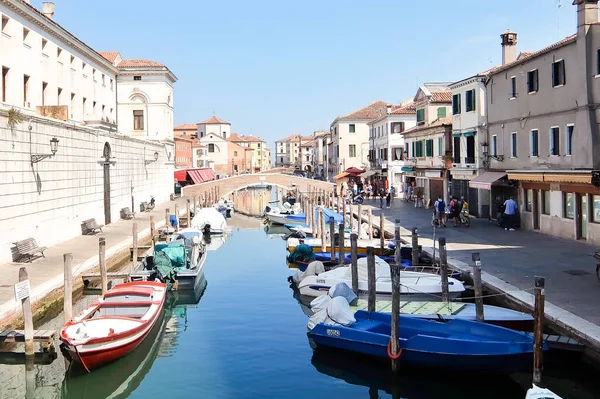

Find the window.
xmin=23 ymin=75 xmax=29 ymax=104
xmin=415 ymin=141 xmax=424 ymax=157
xmin=234 ymin=151 xmax=238 ymax=156
xmin=452 ymin=94 xmax=461 ymax=115
xmin=57 ymin=87 xmax=62 ymax=105
xmin=133 ymin=110 xmax=144 ymax=130
xmin=542 ymin=191 xmax=550 ymax=215
xmin=280 ymin=157 xmax=283 ymax=163
xmin=41 ymin=38 xmax=47 ymax=51
xmin=349 ymin=124 xmax=355 ymax=133
xmin=391 ymin=122 xmax=405 ymax=133
xmin=566 ymin=124 xmax=574 ymax=156
xmin=438 ymin=137 xmax=443 ymax=156
xmin=134 ymin=76 xmax=142 ymax=81
xmin=552 ymin=60 xmax=566 ymax=87
xmin=530 ymin=130 xmax=539 ymax=157
xmin=510 ymin=132 xmax=517 ymax=157
xmin=41 ymin=82 xmax=47 ymax=106
xmin=593 ymin=195 xmax=600 ymax=222
xmin=453 ymin=136 xmax=460 ymax=163
xmin=102 ymin=74 xmax=105 ymax=86
xmin=437 ymin=107 xmax=446 ymax=118
xmin=2 ymin=66 xmax=8 ymax=102
xmin=377 ymin=126 xmax=380 ymax=137
xmin=425 ymin=139 xmax=433 ymax=157
xmin=465 ymin=89 xmax=475 ymax=112
xmin=1 ymin=15 xmax=8 ymax=34
xmin=392 ymin=147 xmax=403 ymax=161
xmin=82 ymin=97 xmax=87 ymax=116
xmin=564 ymin=192 xmax=574 ymax=219
xmin=525 ymin=189 xmax=533 ymax=212
xmin=349 ymin=144 xmax=356 ymax=157
xmin=416 ymin=109 xmax=424 ymax=122
xmin=491 ymin=135 xmax=498 ymax=157
xmin=70 ymin=55 xmax=75 ymax=66
xmin=411 ymin=142 xmax=415 ymax=158
xmin=70 ymin=93 xmax=75 ymax=115
xmin=110 ymin=79 xmax=114 ymax=90
xmin=510 ymin=76 xmax=517 ymax=98
xmin=82 ymin=61 xmax=86 ymax=71
xmin=57 ymin=47 xmax=62 ymax=59
xmin=465 ymin=135 xmax=475 ymax=164
xmin=550 ymin=127 xmax=560 ymax=155
xmin=527 ymin=69 xmax=539 ymax=93
xmin=208 ymin=143 xmax=215 ymax=153
xmin=597 ymin=49 xmax=600 ymax=75
xmin=336 ymin=145 xmax=339 ymax=157
xmin=22 ymin=27 xmax=29 ymax=43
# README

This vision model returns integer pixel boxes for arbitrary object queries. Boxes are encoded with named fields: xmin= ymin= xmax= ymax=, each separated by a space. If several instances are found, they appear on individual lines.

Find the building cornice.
xmin=449 ymin=76 xmax=486 ymax=90
xmin=117 ymin=68 xmax=177 ymax=83
xmin=1 ymin=0 xmax=118 ymax=74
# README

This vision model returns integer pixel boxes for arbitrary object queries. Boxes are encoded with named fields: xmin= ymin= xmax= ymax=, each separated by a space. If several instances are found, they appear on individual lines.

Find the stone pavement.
xmin=361 ymin=197 xmax=600 ymax=327
xmin=0 ymin=197 xmax=190 ymax=323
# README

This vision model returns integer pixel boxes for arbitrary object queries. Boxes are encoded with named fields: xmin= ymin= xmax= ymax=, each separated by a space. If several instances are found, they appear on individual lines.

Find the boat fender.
xmin=108 ymin=328 xmax=115 ymax=336
xmin=387 ymin=339 xmax=402 ymax=360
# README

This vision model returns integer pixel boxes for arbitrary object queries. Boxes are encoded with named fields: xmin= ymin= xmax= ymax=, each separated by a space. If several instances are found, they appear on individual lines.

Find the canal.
xmin=1 ymin=188 xmax=600 ymax=398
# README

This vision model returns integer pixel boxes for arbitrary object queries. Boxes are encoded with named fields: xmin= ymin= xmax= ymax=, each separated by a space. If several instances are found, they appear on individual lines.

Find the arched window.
xmin=208 ymin=143 xmax=215 ymax=153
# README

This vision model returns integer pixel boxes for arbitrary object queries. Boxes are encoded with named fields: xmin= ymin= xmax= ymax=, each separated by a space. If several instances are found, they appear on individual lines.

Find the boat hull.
xmin=266 ymin=213 xmax=305 ymax=225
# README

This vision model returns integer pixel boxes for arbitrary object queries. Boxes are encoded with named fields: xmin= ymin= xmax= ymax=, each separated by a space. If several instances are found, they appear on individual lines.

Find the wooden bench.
xmin=120 ymin=207 xmax=135 ymax=220
xmin=12 ymin=238 xmax=47 ymax=263
xmin=81 ymin=218 xmax=104 ymax=235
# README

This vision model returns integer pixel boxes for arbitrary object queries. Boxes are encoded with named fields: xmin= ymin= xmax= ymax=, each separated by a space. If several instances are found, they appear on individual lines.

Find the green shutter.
xmin=437 ymin=107 xmax=446 ymax=118
xmin=463 ymin=131 xmax=475 ymax=137
xmin=426 ymin=139 xmax=433 ymax=157
xmin=438 ymin=137 xmax=443 ymax=155
xmin=417 ymin=109 xmax=424 ymax=122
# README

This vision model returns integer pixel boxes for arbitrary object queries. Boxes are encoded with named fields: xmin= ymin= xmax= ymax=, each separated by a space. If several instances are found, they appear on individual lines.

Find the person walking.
xmin=390 ymin=186 xmax=396 ymax=205
xmin=434 ymin=196 xmax=447 ymax=227
xmin=379 ymin=188 xmax=385 ymax=208
xmin=449 ymin=196 xmax=460 ymax=227
xmin=386 ymin=190 xmax=391 ymax=208
xmin=503 ymin=196 xmax=518 ymax=231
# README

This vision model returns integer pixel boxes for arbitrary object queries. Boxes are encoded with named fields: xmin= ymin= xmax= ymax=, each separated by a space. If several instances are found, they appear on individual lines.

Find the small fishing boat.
xmin=263 ymin=200 xmax=301 ymax=216
xmin=213 ymin=198 xmax=234 ymax=218
xmin=287 ymin=237 xmax=395 ymax=256
xmin=60 ymin=281 xmax=167 ymax=372
xmin=308 ymin=301 xmax=543 ymax=372
xmin=265 ymin=212 xmax=306 ymax=225
xmin=286 ymin=223 xmax=314 ymax=237
xmin=297 ymin=256 xmax=465 ymax=300
xmin=191 ymin=207 xmax=228 ymax=234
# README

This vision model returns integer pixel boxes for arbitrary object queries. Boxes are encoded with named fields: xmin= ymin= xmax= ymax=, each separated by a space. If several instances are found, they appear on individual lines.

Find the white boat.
xmin=191 ymin=207 xmax=228 ymax=234
xmin=265 ymin=211 xmax=305 ymax=226
xmin=296 ymin=255 xmax=465 ymax=300
xmin=263 ymin=201 xmax=301 ymax=216
xmin=213 ymin=198 xmax=234 ymax=217
xmin=525 ymin=384 xmax=562 ymax=399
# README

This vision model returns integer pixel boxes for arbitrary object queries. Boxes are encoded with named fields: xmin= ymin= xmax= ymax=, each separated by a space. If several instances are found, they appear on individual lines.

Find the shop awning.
xmin=507 ymin=171 xmax=593 ymax=184
xmin=469 ymin=172 xmax=507 ymax=190
xmin=463 ymin=131 xmax=476 ymax=137
xmin=188 ymin=170 xmax=205 ymax=184
xmin=507 ymin=173 xmax=544 ymax=182
xmin=360 ymin=170 xmax=378 ymax=178
xmin=345 ymin=167 xmax=366 ymax=175
xmin=174 ymin=170 xmax=188 ymax=182
xmin=452 ymin=133 xmax=461 ymax=137
xmin=197 ymin=168 xmax=216 ymax=182
xmin=401 ymin=167 xmax=414 ymax=172
xmin=334 ymin=172 xmax=349 ymax=180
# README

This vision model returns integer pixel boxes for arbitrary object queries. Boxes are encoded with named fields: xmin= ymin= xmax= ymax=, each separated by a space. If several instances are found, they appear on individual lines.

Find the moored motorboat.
xmin=297 ymin=255 xmax=465 ymax=300
xmin=60 ymin=281 xmax=167 ymax=372
xmin=525 ymin=384 xmax=563 ymax=399
xmin=286 ymin=237 xmax=395 ymax=256
xmin=191 ymin=207 xmax=228 ymax=234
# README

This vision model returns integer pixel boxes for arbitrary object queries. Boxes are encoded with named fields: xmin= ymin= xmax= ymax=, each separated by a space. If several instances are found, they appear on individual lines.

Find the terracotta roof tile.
xmin=430 ymin=90 xmax=452 ymax=103
xmin=402 ymin=117 xmax=452 ymax=135
xmin=198 ymin=116 xmax=231 ymax=125
xmin=339 ymin=101 xmax=390 ymax=120
xmin=117 ymin=59 xmax=165 ymax=68
xmin=174 ymin=132 xmax=195 ymax=141
xmin=192 ymin=143 xmax=206 ymax=148
xmin=391 ymin=103 xmax=416 ymax=115
xmin=277 ymin=134 xmax=302 ymax=143
xmin=99 ymin=51 xmax=120 ymax=63
xmin=174 ymin=123 xmax=198 ymax=130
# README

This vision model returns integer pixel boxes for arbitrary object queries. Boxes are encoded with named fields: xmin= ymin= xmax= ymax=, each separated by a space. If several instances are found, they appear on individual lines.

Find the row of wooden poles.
xmin=297 ymin=187 xmax=546 ymax=383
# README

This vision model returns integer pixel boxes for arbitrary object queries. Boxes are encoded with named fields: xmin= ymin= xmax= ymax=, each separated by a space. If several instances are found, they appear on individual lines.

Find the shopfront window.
xmin=563 ymin=192 xmax=574 ymax=219
xmin=542 ymin=190 xmax=550 ymax=215
xmin=525 ymin=189 xmax=532 ymax=212
xmin=593 ymin=195 xmax=600 ymax=223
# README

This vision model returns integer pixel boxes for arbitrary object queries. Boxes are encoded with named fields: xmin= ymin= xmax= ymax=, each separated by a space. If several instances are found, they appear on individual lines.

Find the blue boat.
xmin=285 ymin=207 xmax=345 ymax=225
xmin=309 ymin=310 xmax=545 ymax=372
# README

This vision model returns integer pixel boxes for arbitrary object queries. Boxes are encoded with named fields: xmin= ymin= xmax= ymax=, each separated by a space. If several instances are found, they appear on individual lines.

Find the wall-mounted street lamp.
xmin=145 ymin=151 xmax=159 ymax=165
xmin=31 ymin=132 xmax=59 ymax=164
xmin=481 ymin=142 xmax=504 ymax=168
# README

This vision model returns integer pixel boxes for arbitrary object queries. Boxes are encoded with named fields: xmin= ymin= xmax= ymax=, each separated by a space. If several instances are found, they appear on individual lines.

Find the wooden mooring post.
xmin=390 ymin=220 xmax=402 ymax=371
xmin=368 ymin=208 xmax=373 ymax=240
xmin=357 ymin=204 xmax=362 ymax=237
xmin=338 ymin=223 xmax=345 ymax=266
xmin=99 ymin=237 xmax=107 ymax=295
xmin=342 ymin=200 xmax=347 ymax=228
xmin=411 ymin=227 xmax=419 ymax=266
xmin=19 ymin=267 xmax=34 ymax=356
xmin=329 ymin=218 xmax=336 ymax=261
xmin=150 ymin=215 xmax=156 ymax=247
xmin=379 ymin=213 xmax=385 ymax=252
xmin=349 ymin=202 xmax=354 ymax=231
xmin=186 ymin=199 xmax=191 ymax=228
xmin=165 ymin=208 xmax=170 ymax=230
xmin=63 ymin=253 xmax=73 ymax=323
xmin=350 ymin=233 xmax=359 ymax=295
xmin=438 ymin=237 xmax=449 ymax=302
xmin=367 ymin=246 xmax=376 ymax=312
xmin=319 ymin=208 xmax=326 ymax=250
xmin=533 ymin=276 xmax=546 ymax=385
xmin=132 ymin=223 xmax=138 ymax=273
xmin=471 ymin=252 xmax=484 ymax=322
xmin=174 ymin=204 xmax=180 ymax=232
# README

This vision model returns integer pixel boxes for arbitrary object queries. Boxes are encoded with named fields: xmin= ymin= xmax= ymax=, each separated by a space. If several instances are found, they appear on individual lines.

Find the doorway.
xmin=579 ymin=194 xmax=588 ymax=240
xmin=532 ymin=190 xmax=540 ymax=230
xmin=103 ymin=142 xmax=112 ymax=225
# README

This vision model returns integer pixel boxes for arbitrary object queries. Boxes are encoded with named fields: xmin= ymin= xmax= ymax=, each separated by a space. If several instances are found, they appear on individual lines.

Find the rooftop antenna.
xmin=555 ymin=0 xmax=561 ymax=39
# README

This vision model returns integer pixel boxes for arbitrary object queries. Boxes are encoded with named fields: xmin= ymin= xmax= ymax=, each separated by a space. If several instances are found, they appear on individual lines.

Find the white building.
xmin=312 ymin=131 xmax=330 ymax=178
xmin=329 ymin=101 xmax=389 ymax=178
xmin=197 ymin=115 xmax=231 ymax=140
xmin=275 ymin=134 xmax=300 ymax=168
xmin=367 ymin=102 xmax=417 ymax=191
xmin=0 ymin=0 xmax=175 ymax=263
xmin=192 ymin=143 xmax=207 ymax=168
xmin=198 ymin=132 xmax=229 ymax=172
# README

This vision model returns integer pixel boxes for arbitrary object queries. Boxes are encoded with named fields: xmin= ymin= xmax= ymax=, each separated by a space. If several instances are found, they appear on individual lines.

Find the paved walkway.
xmin=0 ymin=197 xmax=190 ymax=324
xmin=360 ymin=197 xmax=600 ymax=327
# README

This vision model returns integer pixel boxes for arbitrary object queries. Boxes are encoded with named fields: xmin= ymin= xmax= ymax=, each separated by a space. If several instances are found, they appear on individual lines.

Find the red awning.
xmin=174 ymin=170 xmax=187 ymax=182
xmin=187 ymin=170 xmax=205 ymax=184
xmin=197 ymin=168 xmax=216 ymax=182
xmin=345 ymin=167 xmax=366 ymax=175
xmin=175 ymin=168 xmax=216 ymax=184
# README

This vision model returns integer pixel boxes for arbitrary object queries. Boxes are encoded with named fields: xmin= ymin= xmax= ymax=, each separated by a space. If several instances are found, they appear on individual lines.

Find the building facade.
xmin=402 ymin=84 xmax=453 ymax=203
xmin=198 ymin=132 xmax=229 ymax=174
xmin=313 ymin=131 xmax=330 ymax=178
xmin=0 ymin=0 xmax=174 ymax=263
xmin=481 ymin=0 xmax=600 ymax=244
xmin=173 ymin=124 xmax=196 ymax=169
xmin=192 ymin=143 xmax=207 ymax=168
xmin=275 ymin=134 xmax=300 ymax=168
xmin=197 ymin=116 xmax=231 ymax=140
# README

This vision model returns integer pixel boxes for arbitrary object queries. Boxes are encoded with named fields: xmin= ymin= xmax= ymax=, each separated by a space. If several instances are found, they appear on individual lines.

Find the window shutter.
xmin=561 ymin=61 xmax=566 ymax=85
xmin=437 ymin=107 xmax=446 ymax=118
xmin=552 ymin=63 xmax=555 ymax=86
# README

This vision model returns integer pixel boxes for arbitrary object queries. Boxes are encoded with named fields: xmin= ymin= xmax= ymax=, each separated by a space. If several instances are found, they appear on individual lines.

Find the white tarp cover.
xmin=310 ymin=282 xmax=358 ymax=312
xmin=307 ymin=296 xmax=356 ymax=331
xmin=191 ymin=208 xmax=227 ymax=232
xmin=292 ymin=261 xmax=324 ymax=284
xmin=344 ymin=255 xmax=390 ymax=281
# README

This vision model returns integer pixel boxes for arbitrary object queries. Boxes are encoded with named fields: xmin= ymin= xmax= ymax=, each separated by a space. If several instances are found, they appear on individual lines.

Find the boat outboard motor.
xmin=202 ymin=224 xmax=211 ymax=234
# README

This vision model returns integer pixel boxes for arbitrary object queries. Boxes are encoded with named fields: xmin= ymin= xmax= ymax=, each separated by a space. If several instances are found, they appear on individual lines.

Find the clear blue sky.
xmin=37 ymin=0 xmax=577 ymax=149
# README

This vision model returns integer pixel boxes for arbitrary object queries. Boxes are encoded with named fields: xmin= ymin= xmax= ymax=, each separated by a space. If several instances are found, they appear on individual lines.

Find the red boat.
xmin=60 ymin=281 xmax=167 ymax=372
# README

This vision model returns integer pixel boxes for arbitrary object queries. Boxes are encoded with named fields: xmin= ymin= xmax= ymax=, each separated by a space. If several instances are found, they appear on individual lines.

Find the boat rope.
xmin=397 ymin=282 xmax=536 ymax=302
xmin=387 ymin=339 xmax=402 ymax=359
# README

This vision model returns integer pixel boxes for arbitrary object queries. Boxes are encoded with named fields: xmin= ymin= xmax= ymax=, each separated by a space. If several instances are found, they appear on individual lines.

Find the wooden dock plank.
xmin=0 ymin=330 xmax=56 ymax=343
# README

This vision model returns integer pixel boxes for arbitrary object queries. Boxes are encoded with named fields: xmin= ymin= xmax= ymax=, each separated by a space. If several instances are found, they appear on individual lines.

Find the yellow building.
xmin=227 ymin=133 xmax=271 ymax=172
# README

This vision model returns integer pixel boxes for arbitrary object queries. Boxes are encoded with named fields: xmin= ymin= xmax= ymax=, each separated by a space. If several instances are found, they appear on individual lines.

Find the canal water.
xmin=1 ymin=188 xmax=600 ymax=398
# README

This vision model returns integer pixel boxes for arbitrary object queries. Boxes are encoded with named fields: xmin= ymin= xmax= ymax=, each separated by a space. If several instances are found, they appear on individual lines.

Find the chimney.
xmin=386 ymin=104 xmax=392 ymax=115
xmin=42 ymin=2 xmax=55 ymax=20
xmin=500 ymin=29 xmax=518 ymax=65
xmin=574 ymin=0 xmax=599 ymax=36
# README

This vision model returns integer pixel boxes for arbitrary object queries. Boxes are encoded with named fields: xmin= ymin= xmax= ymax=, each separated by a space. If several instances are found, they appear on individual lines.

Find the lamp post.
xmin=31 ymin=135 xmax=59 ymax=165
xmin=144 ymin=151 xmax=159 ymax=165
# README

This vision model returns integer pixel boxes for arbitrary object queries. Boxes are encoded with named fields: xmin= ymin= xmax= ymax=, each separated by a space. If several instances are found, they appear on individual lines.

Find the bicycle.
xmin=431 ymin=211 xmax=447 ymax=228
xmin=455 ymin=209 xmax=471 ymax=227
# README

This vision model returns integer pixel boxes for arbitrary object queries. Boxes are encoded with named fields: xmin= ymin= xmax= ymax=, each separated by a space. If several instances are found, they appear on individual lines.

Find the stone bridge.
xmin=181 ymin=173 xmax=334 ymax=202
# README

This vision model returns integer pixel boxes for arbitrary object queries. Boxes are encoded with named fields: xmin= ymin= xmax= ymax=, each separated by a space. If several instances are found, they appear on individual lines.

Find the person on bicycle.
xmin=434 ymin=196 xmax=446 ymax=227
xmin=450 ymin=196 xmax=460 ymax=227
